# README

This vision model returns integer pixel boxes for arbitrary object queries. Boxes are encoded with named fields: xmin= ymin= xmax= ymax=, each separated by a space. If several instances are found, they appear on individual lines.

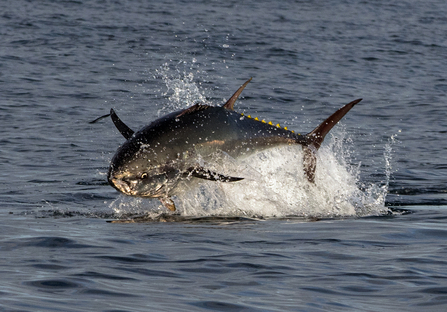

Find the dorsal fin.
xmin=110 ymin=108 xmax=134 ymax=140
xmin=176 ymin=103 xmax=213 ymax=118
xmin=222 ymin=78 xmax=252 ymax=110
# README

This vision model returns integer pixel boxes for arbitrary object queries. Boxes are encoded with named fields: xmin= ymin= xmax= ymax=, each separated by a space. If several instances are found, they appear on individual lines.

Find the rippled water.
xmin=1 ymin=0 xmax=447 ymax=311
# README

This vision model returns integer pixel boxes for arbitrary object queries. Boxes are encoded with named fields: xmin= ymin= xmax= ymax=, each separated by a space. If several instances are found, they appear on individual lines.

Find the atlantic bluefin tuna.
xmin=104 ymin=78 xmax=361 ymax=211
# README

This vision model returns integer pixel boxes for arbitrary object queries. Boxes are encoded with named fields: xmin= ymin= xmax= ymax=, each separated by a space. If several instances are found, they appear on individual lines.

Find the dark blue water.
xmin=1 ymin=0 xmax=447 ymax=311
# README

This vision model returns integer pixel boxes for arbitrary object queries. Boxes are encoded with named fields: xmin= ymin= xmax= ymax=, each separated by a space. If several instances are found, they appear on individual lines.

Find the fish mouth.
xmin=151 ymin=184 xmax=165 ymax=197
xmin=109 ymin=178 xmax=135 ymax=195
xmin=109 ymin=177 xmax=166 ymax=198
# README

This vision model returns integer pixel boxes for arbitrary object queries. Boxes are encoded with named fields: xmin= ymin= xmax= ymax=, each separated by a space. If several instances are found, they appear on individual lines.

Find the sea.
xmin=1 ymin=0 xmax=447 ymax=311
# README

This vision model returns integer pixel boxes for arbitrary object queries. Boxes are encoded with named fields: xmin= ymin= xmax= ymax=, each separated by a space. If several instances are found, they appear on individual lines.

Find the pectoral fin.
xmin=110 ymin=108 xmax=135 ymax=140
xmin=160 ymin=197 xmax=176 ymax=211
xmin=89 ymin=112 xmax=111 ymax=124
xmin=188 ymin=167 xmax=244 ymax=182
xmin=88 ymin=109 xmax=135 ymax=141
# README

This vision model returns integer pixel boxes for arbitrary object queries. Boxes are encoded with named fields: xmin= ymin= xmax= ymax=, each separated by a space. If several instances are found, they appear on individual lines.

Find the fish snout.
xmin=108 ymin=176 xmax=134 ymax=195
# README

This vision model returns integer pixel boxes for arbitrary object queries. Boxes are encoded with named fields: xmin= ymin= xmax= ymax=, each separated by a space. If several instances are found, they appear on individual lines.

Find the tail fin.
xmin=303 ymin=98 xmax=362 ymax=182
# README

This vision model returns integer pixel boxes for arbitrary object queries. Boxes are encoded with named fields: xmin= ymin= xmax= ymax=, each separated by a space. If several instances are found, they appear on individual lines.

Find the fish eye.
xmin=140 ymin=172 xmax=148 ymax=179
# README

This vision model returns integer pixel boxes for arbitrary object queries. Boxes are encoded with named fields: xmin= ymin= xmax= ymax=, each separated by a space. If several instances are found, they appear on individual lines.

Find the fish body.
xmin=106 ymin=79 xmax=361 ymax=211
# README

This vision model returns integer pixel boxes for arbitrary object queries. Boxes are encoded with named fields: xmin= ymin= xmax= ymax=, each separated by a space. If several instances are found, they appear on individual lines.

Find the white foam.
xmin=173 ymin=136 xmax=389 ymax=218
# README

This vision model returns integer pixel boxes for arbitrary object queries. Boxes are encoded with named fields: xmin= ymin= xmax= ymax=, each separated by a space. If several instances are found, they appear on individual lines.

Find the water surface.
xmin=1 ymin=0 xmax=447 ymax=311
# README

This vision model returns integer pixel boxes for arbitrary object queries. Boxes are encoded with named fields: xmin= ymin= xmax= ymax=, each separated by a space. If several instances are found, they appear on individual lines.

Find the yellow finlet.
xmin=284 ymin=126 xmax=288 ymax=130
xmin=268 ymin=121 xmax=273 ymax=125
xmin=276 ymin=123 xmax=280 ymax=128
xmin=254 ymin=117 xmax=259 ymax=121
xmin=247 ymin=115 xmax=251 ymax=118
xmin=261 ymin=119 xmax=266 ymax=123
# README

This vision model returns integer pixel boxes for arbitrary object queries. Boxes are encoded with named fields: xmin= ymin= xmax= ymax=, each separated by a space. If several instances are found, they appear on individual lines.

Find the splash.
xmin=384 ymin=134 xmax=398 ymax=189
xmin=155 ymin=63 xmax=208 ymax=115
xmin=108 ymin=135 xmax=391 ymax=219
xmin=173 ymin=137 xmax=390 ymax=218
xmin=108 ymin=69 xmax=392 ymax=219
xmin=356 ymin=134 xmax=397 ymax=214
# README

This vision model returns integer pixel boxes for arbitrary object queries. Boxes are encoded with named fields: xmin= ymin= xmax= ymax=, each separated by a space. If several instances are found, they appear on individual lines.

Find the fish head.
xmin=107 ymin=140 xmax=181 ymax=198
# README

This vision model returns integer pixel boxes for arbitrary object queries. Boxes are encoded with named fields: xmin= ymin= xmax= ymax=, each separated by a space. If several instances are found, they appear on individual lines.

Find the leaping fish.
xmin=103 ymin=78 xmax=361 ymax=211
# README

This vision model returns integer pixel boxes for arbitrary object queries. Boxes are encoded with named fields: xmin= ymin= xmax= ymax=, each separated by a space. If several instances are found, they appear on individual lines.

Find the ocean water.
xmin=1 ymin=0 xmax=447 ymax=311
